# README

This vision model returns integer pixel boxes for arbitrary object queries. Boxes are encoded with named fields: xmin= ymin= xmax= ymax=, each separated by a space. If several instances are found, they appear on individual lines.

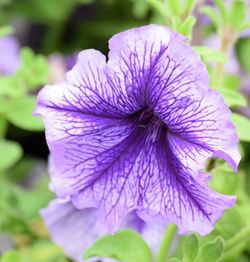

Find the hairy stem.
xmin=213 ymin=27 xmax=237 ymax=86
xmin=156 ymin=224 xmax=178 ymax=262
xmin=224 ymin=224 xmax=250 ymax=251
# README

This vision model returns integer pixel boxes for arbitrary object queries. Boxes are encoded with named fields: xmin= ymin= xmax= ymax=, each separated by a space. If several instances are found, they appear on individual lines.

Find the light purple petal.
xmin=0 ymin=36 xmax=20 ymax=75
xmin=41 ymin=199 xmax=116 ymax=262
xmin=125 ymin=212 xmax=166 ymax=254
xmin=133 ymin=138 xmax=236 ymax=235
xmin=41 ymin=199 xmax=164 ymax=261
xmin=35 ymin=81 xmax=136 ymax=199
xmin=36 ymin=25 xmax=240 ymax=235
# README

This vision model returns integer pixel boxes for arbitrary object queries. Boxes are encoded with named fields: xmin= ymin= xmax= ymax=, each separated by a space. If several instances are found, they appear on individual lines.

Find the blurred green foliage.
xmin=0 ymin=0 xmax=250 ymax=261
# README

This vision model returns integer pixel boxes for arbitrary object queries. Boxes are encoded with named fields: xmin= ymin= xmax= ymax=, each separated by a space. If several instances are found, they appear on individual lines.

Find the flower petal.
xmin=41 ymin=199 xmax=164 ymax=261
xmin=153 ymin=87 xmax=240 ymax=173
xmin=71 ymin=128 xmax=146 ymax=231
xmin=140 ymin=30 xmax=240 ymax=172
xmin=108 ymin=25 xmax=171 ymax=106
xmin=135 ymin=136 xmax=236 ymax=235
xmin=35 ymin=82 xmax=136 ymax=198
xmin=107 ymin=25 xmax=240 ymax=172
xmin=40 ymin=199 xmax=108 ymax=262
xmin=125 ymin=212 xmax=166 ymax=255
xmin=66 ymin=49 xmax=138 ymax=115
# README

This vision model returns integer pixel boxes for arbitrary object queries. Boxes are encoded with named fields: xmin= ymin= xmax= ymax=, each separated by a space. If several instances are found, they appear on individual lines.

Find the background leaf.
xmin=231 ymin=113 xmax=250 ymax=142
xmin=84 ymin=229 xmax=152 ymax=262
xmin=198 ymin=237 xmax=224 ymax=262
xmin=0 ymin=139 xmax=22 ymax=172
xmin=5 ymin=96 xmax=44 ymax=131
xmin=183 ymin=234 xmax=199 ymax=262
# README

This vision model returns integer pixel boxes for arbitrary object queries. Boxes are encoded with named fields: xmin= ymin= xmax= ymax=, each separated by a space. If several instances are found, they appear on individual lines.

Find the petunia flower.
xmin=41 ymin=198 xmax=165 ymax=262
xmin=0 ymin=35 xmax=20 ymax=75
xmin=35 ymin=25 xmax=240 ymax=236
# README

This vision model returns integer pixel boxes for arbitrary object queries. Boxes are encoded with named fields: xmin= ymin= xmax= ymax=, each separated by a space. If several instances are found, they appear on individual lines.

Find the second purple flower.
xmin=35 ymin=24 xmax=240 ymax=235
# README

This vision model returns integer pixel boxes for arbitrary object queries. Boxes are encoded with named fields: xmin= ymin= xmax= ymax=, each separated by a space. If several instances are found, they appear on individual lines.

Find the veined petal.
xmin=108 ymin=24 xmax=171 ymax=106
xmin=135 ymin=134 xmax=236 ymax=235
xmin=66 ymin=49 xmax=138 ymax=115
xmin=154 ymin=87 xmax=240 ymax=173
xmin=35 ymin=82 xmax=136 ymax=197
xmin=107 ymin=25 xmax=240 ymax=172
xmin=71 ymin=128 xmax=146 ymax=231
xmin=140 ymin=30 xmax=240 ymax=172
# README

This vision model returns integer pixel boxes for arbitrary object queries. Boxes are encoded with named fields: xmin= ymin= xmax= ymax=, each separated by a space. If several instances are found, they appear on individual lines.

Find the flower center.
xmin=130 ymin=108 xmax=161 ymax=130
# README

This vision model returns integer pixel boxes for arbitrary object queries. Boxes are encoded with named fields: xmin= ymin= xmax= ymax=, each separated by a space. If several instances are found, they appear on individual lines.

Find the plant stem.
xmin=0 ymin=115 xmax=7 ymax=137
xmin=213 ymin=35 xmax=230 ymax=86
xmin=213 ymin=27 xmax=237 ymax=86
xmin=156 ymin=224 xmax=177 ymax=262
xmin=224 ymin=224 xmax=250 ymax=251
xmin=222 ymin=242 xmax=246 ymax=261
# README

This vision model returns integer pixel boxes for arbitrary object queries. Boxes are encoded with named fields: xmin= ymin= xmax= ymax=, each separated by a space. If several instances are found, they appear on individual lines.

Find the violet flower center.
xmin=129 ymin=108 xmax=167 ymax=144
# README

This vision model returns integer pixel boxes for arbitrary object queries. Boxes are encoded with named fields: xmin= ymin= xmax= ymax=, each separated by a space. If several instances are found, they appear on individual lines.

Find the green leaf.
xmin=84 ymin=229 xmax=152 ymax=262
xmin=198 ymin=237 xmax=224 ymax=262
xmin=11 ymin=0 xmax=75 ymax=24
xmin=215 ymin=207 xmax=246 ymax=238
xmin=0 ymin=139 xmax=22 ymax=172
xmin=27 ymin=241 xmax=67 ymax=262
xmin=166 ymin=0 xmax=181 ymax=16
xmin=222 ymin=74 xmax=241 ymax=90
xmin=183 ymin=0 xmax=197 ymax=16
xmin=0 ymin=25 xmax=14 ymax=37
xmin=183 ymin=234 xmax=199 ymax=262
xmin=17 ymin=48 xmax=49 ymax=90
xmin=217 ymin=87 xmax=247 ymax=108
xmin=237 ymin=38 xmax=250 ymax=75
xmin=214 ymin=0 xmax=227 ymax=21
xmin=229 ymin=0 xmax=246 ymax=31
xmin=231 ymin=113 xmax=250 ymax=142
xmin=194 ymin=46 xmax=227 ymax=63
xmin=77 ymin=0 xmax=95 ymax=3
xmin=147 ymin=0 xmax=168 ymax=23
xmin=200 ymin=6 xmax=221 ymax=30
xmin=168 ymin=258 xmax=182 ymax=262
xmin=210 ymin=162 xmax=237 ymax=195
xmin=0 ymin=250 xmax=24 ymax=262
xmin=130 ymin=0 xmax=149 ymax=19
xmin=5 ymin=96 xmax=44 ymax=131
xmin=179 ymin=15 xmax=196 ymax=38
xmin=239 ymin=19 xmax=250 ymax=33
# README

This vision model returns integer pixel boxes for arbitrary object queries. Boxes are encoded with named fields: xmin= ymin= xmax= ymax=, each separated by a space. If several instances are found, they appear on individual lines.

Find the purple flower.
xmin=0 ymin=35 xmax=20 ymax=75
xmin=41 ymin=198 xmax=164 ymax=262
xmin=35 ymin=25 xmax=240 ymax=236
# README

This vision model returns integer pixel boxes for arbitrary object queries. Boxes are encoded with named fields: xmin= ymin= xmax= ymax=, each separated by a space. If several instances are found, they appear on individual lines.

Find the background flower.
xmin=0 ymin=35 xmax=20 ymax=75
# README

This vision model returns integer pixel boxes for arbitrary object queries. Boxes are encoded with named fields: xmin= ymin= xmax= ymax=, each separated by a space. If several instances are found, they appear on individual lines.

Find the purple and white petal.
xmin=41 ymin=199 xmax=164 ymax=261
xmin=133 ymin=134 xmax=236 ymax=235
xmin=41 ymin=199 xmax=116 ymax=262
